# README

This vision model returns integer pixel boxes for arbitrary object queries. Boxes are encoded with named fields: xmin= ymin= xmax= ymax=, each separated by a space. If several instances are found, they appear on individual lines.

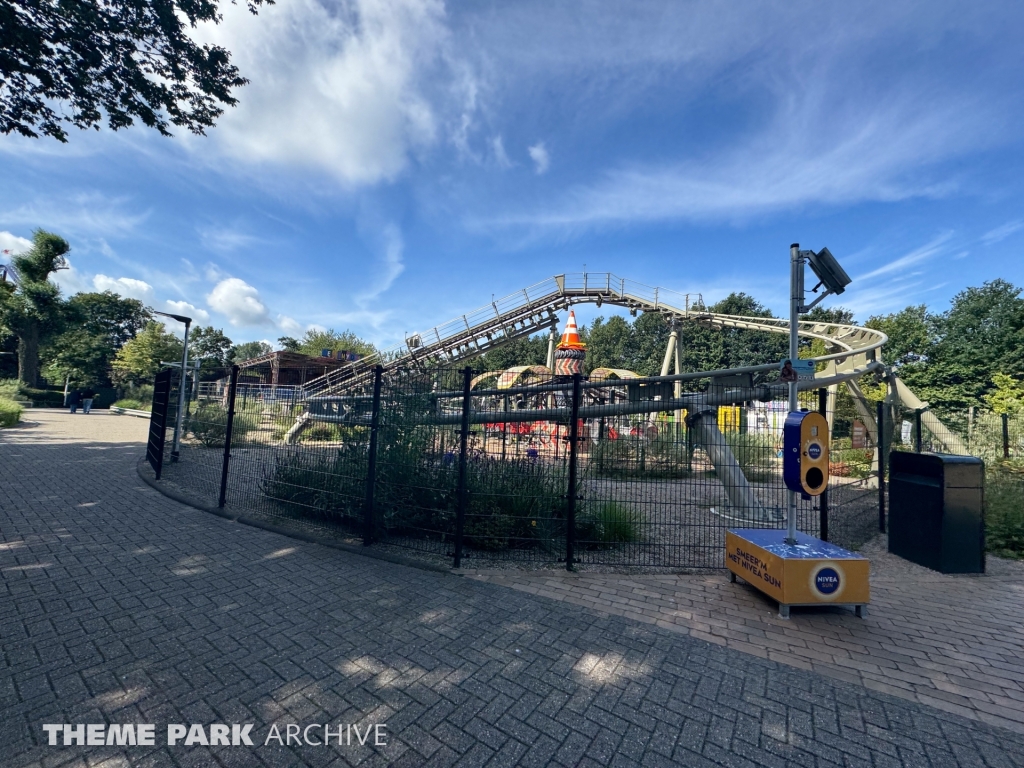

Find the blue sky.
xmin=2 ymin=0 xmax=1023 ymax=346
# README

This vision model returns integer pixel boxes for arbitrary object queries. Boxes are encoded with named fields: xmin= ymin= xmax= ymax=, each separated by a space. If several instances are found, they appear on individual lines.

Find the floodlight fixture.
xmin=806 ymin=247 xmax=852 ymax=296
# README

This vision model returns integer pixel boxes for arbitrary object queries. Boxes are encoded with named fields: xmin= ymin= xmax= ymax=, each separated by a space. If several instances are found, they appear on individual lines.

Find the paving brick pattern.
xmin=2 ymin=411 xmax=1023 ymax=767
xmin=468 ymin=552 xmax=1024 ymax=737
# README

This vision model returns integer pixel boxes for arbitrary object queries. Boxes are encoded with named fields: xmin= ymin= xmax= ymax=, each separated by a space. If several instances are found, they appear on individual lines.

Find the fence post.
xmin=565 ymin=373 xmax=582 ymax=572
xmin=915 ymin=409 xmax=923 ymax=453
xmin=877 ymin=400 xmax=886 ymax=533
xmin=818 ymin=388 xmax=829 ymax=542
xmin=363 ymin=365 xmax=384 ymax=546
xmin=453 ymin=367 xmax=472 ymax=568
xmin=1003 ymin=413 xmax=1011 ymax=460
xmin=218 ymin=365 xmax=239 ymax=508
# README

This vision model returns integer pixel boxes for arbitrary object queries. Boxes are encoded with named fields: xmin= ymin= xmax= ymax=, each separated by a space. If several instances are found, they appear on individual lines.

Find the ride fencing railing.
xmin=150 ymin=363 xmax=886 ymax=569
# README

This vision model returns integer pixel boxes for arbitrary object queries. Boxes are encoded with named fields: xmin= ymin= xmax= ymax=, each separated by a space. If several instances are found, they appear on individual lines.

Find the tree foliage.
xmin=43 ymin=291 xmax=151 ymax=386
xmin=190 ymin=325 xmax=233 ymax=377
xmin=0 ymin=229 xmax=69 ymax=385
xmin=230 ymin=339 xmax=272 ymax=363
xmin=296 ymin=329 xmax=375 ymax=359
xmin=1 ymin=0 xmax=271 ymax=142
xmin=111 ymin=321 xmax=183 ymax=387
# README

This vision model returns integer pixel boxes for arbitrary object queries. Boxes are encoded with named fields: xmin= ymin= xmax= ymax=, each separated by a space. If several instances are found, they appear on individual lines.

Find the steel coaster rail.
xmin=297 ymin=272 xmax=888 ymax=400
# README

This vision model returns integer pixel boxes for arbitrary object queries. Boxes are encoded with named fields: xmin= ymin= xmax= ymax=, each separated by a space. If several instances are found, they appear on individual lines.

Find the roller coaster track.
xmin=299 ymin=272 xmax=888 ymax=396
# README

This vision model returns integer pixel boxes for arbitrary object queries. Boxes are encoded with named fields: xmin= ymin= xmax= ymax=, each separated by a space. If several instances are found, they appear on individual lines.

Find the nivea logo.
xmin=807 ymin=443 xmax=822 ymax=460
xmin=815 ymin=567 xmax=840 ymax=595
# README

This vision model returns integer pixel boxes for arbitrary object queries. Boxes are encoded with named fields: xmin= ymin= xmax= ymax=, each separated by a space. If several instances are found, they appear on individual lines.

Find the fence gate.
xmin=146 ymin=368 xmax=173 ymax=479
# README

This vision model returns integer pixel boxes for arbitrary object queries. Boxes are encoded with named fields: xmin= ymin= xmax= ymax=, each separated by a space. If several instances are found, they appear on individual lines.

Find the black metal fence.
xmin=148 ymin=362 xmax=901 ymax=569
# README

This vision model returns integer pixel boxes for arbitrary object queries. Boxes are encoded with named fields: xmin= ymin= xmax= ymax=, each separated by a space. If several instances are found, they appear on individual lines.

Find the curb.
xmin=111 ymin=407 xmax=152 ymax=418
xmin=135 ymin=457 xmax=453 ymax=574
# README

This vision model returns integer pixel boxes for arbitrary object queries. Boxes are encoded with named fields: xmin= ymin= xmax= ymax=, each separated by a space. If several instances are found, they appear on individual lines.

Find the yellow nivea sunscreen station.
xmin=726 ymin=244 xmax=869 ymax=619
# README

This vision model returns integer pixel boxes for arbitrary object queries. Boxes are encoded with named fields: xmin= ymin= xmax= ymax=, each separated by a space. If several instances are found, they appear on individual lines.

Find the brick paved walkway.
xmin=2 ymin=411 xmax=1024 ymax=767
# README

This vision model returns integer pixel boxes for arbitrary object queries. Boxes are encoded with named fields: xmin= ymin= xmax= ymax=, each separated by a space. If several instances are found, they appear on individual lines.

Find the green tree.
xmin=296 ymin=329 xmax=375 ymax=359
xmin=190 ymin=326 xmax=234 ymax=378
xmin=277 ymin=336 xmax=301 ymax=352
xmin=42 ymin=291 xmax=151 ymax=386
xmin=0 ymin=230 xmax=69 ymax=385
xmin=111 ymin=321 xmax=183 ymax=387
xmin=584 ymin=316 xmax=631 ymax=373
xmin=984 ymin=373 xmax=1024 ymax=416
xmin=475 ymin=334 xmax=549 ymax=372
xmin=231 ymin=340 xmax=272 ymax=363
xmin=1 ymin=0 xmax=271 ymax=142
xmin=866 ymin=305 xmax=932 ymax=368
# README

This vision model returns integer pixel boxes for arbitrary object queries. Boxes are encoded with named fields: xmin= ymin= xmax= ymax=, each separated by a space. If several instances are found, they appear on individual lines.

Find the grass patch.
xmin=112 ymin=399 xmax=149 ymax=411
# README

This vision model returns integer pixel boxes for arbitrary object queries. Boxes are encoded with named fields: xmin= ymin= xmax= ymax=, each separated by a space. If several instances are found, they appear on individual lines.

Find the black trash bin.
xmin=888 ymin=452 xmax=985 ymax=573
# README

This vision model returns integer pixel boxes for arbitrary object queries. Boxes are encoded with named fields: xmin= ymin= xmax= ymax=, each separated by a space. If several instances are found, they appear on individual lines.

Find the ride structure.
xmin=279 ymin=271 xmax=957 ymax=522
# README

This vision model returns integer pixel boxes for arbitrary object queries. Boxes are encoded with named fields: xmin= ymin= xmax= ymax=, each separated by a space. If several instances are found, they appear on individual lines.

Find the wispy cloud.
xmin=981 ymin=219 xmax=1024 ymax=245
xmin=857 ymin=232 xmax=954 ymax=281
xmin=528 ymin=142 xmax=550 ymax=175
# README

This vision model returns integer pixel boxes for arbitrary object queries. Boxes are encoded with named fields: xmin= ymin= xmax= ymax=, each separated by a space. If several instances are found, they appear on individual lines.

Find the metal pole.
xmin=218 ymin=365 xmax=239 ymax=508
xmin=915 ymin=409 xmax=923 ymax=453
xmin=565 ymin=373 xmax=582 ymax=571
xmin=877 ymin=400 xmax=886 ymax=533
xmin=787 ymin=243 xmax=802 ymax=544
xmin=818 ymin=388 xmax=829 ymax=542
xmin=454 ymin=367 xmax=472 ymax=568
xmin=171 ymin=319 xmax=191 ymax=460
xmin=364 ymin=365 xmax=383 ymax=545
xmin=1003 ymin=413 xmax=1010 ymax=459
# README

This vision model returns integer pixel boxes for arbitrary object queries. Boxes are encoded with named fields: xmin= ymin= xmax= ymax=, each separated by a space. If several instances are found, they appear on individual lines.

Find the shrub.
xmin=0 ymin=397 xmax=22 ymax=427
xmin=186 ymin=403 xmax=253 ymax=447
xmin=829 ymin=437 xmax=873 ymax=479
xmin=987 ymin=466 xmax=1024 ymax=559
xmin=0 ymin=379 xmax=21 ymax=399
xmin=20 ymin=387 xmax=65 ymax=406
xmin=262 ymin=446 xmax=367 ymax=523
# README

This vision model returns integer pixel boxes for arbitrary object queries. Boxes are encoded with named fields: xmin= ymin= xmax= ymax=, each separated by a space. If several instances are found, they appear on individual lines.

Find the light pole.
xmin=153 ymin=311 xmax=192 ymax=460
xmin=786 ymin=244 xmax=852 ymax=544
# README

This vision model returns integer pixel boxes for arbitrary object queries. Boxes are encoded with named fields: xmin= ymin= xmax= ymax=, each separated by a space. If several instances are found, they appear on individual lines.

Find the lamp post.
xmin=786 ymin=244 xmax=852 ymax=544
xmin=153 ymin=311 xmax=192 ymax=461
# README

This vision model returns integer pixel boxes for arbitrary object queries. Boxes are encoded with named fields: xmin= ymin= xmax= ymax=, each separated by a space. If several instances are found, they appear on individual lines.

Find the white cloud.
xmin=528 ymin=142 xmax=550 ymax=175
xmin=165 ymin=300 xmax=211 ymax=324
xmin=207 ymin=277 xmax=272 ymax=326
xmin=0 ymin=230 xmax=32 ymax=255
xmin=355 ymin=223 xmax=405 ymax=306
xmin=93 ymin=274 xmax=156 ymax=302
xmin=277 ymin=315 xmax=303 ymax=334
xmin=492 ymin=136 xmax=513 ymax=169
xmin=193 ymin=0 xmax=472 ymax=185
xmin=857 ymin=233 xmax=954 ymax=282
xmin=981 ymin=220 xmax=1024 ymax=245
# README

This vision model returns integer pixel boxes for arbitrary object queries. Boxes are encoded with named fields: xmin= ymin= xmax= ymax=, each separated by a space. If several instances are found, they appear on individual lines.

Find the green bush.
xmin=186 ymin=403 xmax=253 ymax=447
xmin=987 ymin=466 xmax=1024 ymax=559
xmin=0 ymin=379 xmax=21 ymax=399
xmin=0 ymin=397 xmax=22 ymax=427
xmin=829 ymin=437 xmax=874 ymax=479
xmin=20 ymin=387 xmax=65 ymax=406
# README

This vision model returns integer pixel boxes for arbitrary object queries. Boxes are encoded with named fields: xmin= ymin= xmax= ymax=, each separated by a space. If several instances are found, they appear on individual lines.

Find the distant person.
xmin=780 ymin=360 xmax=799 ymax=384
xmin=67 ymin=389 xmax=83 ymax=414
xmin=82 ymin=388 xmax=96 ymax=414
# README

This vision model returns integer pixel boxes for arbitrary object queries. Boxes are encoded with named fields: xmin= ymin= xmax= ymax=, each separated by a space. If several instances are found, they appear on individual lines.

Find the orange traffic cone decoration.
xmin=554 ymin=311 xmax=586 ymax=376
xmin=557 ymin=310 xmax=585 ymax=350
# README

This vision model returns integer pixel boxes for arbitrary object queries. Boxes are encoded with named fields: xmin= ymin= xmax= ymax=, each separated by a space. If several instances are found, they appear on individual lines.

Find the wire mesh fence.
xmin=149 ymin=363 xmax=894 ymax=569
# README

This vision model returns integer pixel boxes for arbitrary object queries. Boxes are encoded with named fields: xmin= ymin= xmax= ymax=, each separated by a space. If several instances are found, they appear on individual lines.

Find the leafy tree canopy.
xmin=112 ymin=321 xmax=183 ymax=387
xmin=2 ymin=0 xmax=272 ymax=142
xmin=296 ymin=329 xmax=375 ymax=359
xmin=43 ymin=291 xmax=150 ymax=387
xmin=277 ymin=336 xmax=301 ymax=352
xmin=231 ymin=340 xmax=272 ymax=363
xmin=984 ymin=373 xmax=1024 ymax=416
xmin=0 ymin=229 xmax=69 ymax=384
